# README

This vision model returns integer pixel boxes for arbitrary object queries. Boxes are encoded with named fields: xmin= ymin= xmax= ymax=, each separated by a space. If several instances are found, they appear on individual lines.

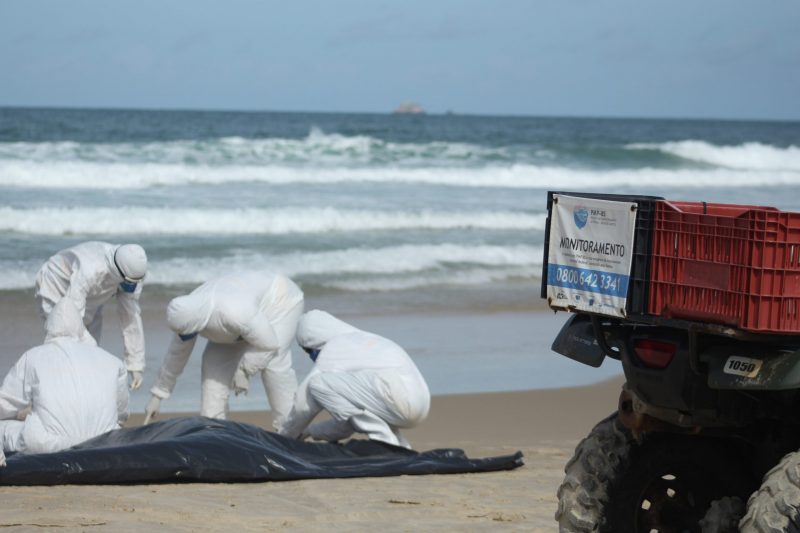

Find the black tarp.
xmin=0 ymin=416 xmax=524 ymax=485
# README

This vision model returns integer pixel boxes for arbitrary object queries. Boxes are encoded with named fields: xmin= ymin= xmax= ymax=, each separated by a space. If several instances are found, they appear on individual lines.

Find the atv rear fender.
xmin=703 ymin=345 xmax=800 ymax=391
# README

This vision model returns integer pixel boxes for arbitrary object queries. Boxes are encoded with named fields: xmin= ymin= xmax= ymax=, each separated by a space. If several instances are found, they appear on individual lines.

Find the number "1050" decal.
xmin=723 ymin=356 xmax=763 ymax=379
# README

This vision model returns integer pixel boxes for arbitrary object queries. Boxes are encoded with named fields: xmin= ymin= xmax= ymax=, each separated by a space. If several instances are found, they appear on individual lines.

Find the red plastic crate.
xmin=647 ymin=200 xmax=800 ymax=334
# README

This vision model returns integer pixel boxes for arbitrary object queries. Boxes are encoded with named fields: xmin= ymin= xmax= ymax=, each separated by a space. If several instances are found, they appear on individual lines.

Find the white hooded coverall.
xmin=0 ymin=299 xmax=129 ymax=461
xmin=150 ymin=271 xmax=304 ymax=429
xmin=281 ymin=310 xmax=430 ymax=449
xmin=34 ymin=241 xmax=146 ymax=373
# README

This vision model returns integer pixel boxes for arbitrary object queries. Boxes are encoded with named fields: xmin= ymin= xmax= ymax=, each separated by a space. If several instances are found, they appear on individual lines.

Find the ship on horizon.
xmin=393 ymin=101 xmax=425 ymax=114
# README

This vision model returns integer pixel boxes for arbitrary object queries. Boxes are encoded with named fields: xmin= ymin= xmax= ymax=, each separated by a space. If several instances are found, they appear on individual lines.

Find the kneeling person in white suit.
xmin=280 ymin=310 xmax=430 ymax=449
xmin=145 ymin=271 xmax=304 ymax=430
xmin=0 ymin=299 xmax=129 ymax=467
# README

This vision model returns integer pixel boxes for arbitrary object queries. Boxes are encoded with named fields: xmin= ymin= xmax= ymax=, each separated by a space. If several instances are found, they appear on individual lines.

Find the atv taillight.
xmin=633 ymin=339 xmax=677 ymax=369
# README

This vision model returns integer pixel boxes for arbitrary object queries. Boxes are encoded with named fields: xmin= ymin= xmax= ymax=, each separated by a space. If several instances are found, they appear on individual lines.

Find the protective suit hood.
xmin=296 ymin=310 xmax=360 ymax=350
xmin=45 ymin=298 xmax=94 ymax=344
xmin=114 ymin=244 xmax=147 ymax=282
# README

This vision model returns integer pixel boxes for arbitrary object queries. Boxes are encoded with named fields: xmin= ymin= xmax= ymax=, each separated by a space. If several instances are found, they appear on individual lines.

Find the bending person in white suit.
xmin=145 ymin=271 xmax=304 ymax=430
xmin=34 ymin=241 xmax=147 ymax=390
xmin=0 ymin=299 xmax=129 ymax=466
xmin=281 ymin=310 xmax=430 ymax=449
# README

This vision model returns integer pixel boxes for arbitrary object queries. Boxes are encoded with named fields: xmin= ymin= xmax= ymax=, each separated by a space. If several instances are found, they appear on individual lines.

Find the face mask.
xmin=179 ymin=332 xmax=198 ymax=342
xmin=119 ymin=281 xmax=138 ymax=293
xmin=303 ymin=346 xmax=320 ymax=362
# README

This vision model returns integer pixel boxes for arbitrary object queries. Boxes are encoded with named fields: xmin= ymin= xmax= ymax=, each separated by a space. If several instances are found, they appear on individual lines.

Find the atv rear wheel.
xmin=556 ymin=414 xmax=755 ymax=533
xmin=739 ymin=450 xmax=800 ymax=532
xmin=556 ymin=414 xmax=631 ymax=531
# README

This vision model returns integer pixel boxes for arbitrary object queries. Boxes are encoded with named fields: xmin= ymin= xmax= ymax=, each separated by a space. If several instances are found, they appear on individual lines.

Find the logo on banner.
xmin=573 ymin=206 xmax=588 ymax=229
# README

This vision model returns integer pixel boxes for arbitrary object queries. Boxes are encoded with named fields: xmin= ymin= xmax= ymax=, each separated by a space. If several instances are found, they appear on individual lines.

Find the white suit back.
xmin=0 ymin=299 xmax=129 ymax=454
xmin=297 ymin=310 xmax=428 ymax=379
xmin=20 ymin=339 xmax=129 ymax=453
xmin=166 ymin=271 xmax=303 ymax=345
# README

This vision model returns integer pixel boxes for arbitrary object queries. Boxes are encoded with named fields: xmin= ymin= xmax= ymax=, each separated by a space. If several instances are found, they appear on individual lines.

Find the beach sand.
xmin=0 ymin=377 xmax=624 ymax=532
xmin=0 ymin=287 xmax=626 ymax=531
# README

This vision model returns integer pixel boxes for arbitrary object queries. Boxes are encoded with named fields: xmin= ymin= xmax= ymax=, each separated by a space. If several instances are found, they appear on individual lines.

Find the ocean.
xmin=1 ymin=107 xmax=799 ymax=411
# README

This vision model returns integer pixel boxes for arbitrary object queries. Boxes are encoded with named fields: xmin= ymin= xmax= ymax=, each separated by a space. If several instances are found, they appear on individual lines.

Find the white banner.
xmin=546 ymin=194 xmax=637 ymax=318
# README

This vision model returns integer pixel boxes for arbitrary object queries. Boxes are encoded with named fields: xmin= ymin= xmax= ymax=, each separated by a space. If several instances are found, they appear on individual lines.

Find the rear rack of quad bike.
xmin=542 ymin=190 xmax=800 ymax=375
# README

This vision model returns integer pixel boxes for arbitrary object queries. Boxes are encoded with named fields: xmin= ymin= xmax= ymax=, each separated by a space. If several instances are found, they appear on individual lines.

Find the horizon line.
xmin=1 ymin=104 xmax=798 ymax=125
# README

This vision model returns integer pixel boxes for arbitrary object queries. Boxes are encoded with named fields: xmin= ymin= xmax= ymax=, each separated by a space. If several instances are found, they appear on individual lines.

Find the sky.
xmin=0 ymin=1 xmax=799 ymax=120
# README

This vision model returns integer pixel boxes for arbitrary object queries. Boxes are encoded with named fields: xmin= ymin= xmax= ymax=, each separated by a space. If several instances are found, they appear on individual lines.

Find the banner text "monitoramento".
xmin=559 ymin=237 xmax=626 ymax=257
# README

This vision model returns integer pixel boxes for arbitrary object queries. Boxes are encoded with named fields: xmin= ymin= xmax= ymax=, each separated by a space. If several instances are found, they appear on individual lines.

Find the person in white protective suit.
xmin=144 ymin=271 xmax=304 ymax=429
xmin=280 ymin=310 xmax=430 ymax=449
xmin=0 ymin=299 xmax=129 ymax=466
xmin=34 ymin=241 xmax=148 ymax=391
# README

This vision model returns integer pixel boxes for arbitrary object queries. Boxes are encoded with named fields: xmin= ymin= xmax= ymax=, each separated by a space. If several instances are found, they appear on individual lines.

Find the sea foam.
xmin=0 ymin=207 xmax=547 ymax=235
xmin=0 ymin=128 xmax=509 ymax=166
xmin=0 ymin=243 xmax=543 ymax=291
xmin=627 ymin=140 xmax=800 ymax=171
xmin=1 ymin=160 xmax=799 ymax=190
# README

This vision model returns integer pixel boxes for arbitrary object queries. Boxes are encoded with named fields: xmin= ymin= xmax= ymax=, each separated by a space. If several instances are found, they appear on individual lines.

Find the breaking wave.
xmin=0 ymin=128 xmax=510 ymax=166
xmin=1 ymin=160 xmax=799 ymax=190
xmin=0 ymin=243 xmax=543 ymax=291
xmin=627 ymin=140 xmax=800 ymax=171
xmin=0 ymin=207 xmax=546 ymax=235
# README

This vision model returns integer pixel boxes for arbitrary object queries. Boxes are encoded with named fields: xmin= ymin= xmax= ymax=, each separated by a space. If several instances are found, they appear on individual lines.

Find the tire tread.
xmin=555 ymin=414 xmax=631 ymax=533
xmin=740 ymin=451 xmax=800 ymax=533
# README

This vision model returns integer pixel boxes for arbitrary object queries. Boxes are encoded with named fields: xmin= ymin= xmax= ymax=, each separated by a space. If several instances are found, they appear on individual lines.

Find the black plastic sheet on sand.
xmin=0 ymin=416 xmax=524 ymax=485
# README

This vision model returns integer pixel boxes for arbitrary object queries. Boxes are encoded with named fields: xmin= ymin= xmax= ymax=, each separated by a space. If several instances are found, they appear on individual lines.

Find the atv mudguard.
xmin=551 ymin=313 xmax=606 ymax=368
xmin=703 ymin=345 xmax=800 ymax=390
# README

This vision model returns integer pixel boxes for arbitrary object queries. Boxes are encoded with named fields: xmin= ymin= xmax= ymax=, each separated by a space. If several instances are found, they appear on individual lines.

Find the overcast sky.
xmin=1 ymin=1 xmax=798 ymax=120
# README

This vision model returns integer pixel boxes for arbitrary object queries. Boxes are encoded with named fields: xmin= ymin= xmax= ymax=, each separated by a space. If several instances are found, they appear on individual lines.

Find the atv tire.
xmin=700 ymin=497 xmax=745 ymax=533
xmin=556 ymin=414 xmax=633 ymax=532
xmin=557 ymin=414 xmax=756 ymax=533
xmin=739 ymin=450 xmax=800 ymax=533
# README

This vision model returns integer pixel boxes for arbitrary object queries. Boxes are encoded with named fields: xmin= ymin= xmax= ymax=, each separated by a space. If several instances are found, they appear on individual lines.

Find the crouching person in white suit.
xmin=145 ymin=271 xmax=304 ymax=430
xmin=280 ymin=310 xmax=430 ymax=449
xmin=0 ymin=299 xmax=129 ymax=467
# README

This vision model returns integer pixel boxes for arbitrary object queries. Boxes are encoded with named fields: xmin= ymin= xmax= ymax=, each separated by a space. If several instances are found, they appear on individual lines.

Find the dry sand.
xmin=0 ymin=376 xmax=624 ymax=532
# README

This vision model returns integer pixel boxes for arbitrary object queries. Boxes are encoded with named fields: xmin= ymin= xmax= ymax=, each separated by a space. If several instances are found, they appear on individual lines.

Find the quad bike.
xmin=543 ymin=191 xmax=800 ymax=532
xmin=552 ymin=311 xmax=800 ymax=532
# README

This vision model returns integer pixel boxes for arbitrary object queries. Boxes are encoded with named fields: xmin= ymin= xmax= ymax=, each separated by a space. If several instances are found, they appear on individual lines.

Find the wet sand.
xmin=0 ymin=288 xmax=623 ymax=412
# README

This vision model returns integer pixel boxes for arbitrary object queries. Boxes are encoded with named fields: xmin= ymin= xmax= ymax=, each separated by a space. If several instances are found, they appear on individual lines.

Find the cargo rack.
xmin=542 ymin=191 xmax=800 ymax=338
